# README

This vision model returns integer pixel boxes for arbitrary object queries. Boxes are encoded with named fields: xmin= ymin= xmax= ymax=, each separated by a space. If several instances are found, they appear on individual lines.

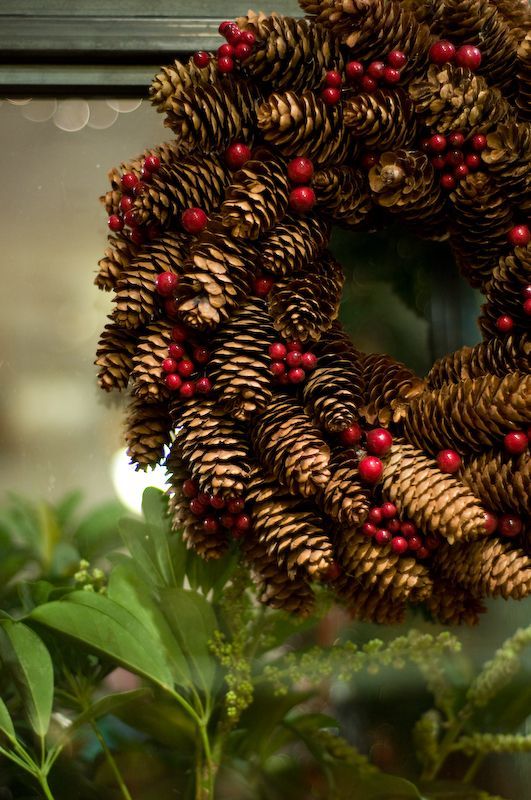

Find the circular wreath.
xmin=95 ymin=0 xmax=531 ymax=625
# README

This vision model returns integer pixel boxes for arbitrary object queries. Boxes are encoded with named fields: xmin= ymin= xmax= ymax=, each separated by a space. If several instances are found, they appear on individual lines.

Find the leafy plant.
xmin=0 ymin=488 xmax=529 ymax=800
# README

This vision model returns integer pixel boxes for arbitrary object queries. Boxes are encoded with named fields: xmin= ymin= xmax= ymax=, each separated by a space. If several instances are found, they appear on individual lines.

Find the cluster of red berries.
xmin=192 ymin=21 xmax=256 ymax=75
xmin=484 ymin=509 xmax=524 ymax=539
xmin=320 ymin=69 xmax=343 ymax=106
xmin=340 ymin=424 xmax=394 ymax=484
xmin=161 ymin=322 xmax=212 ymax=398
xmin=108 ymin=155 xmax=162 ymax=243
xmin=269 ymin=339 xmax=318 ymax=385
xmin=183 ymin=479 xmax=251 ymax=538
xmin=429 ymin=40 xmax=482 ymax=71
xmin=344 ymin=50 xmax=408 ymax=93
xmin=286 ymin=157 xmax=316 ymax=215
xmin=421 ymin=131 xmax=487 ymax=190
xmin=496 ymin=265 xmax=531 ymax=334
xmin=362 ymin=502 xmax=438 ymax=558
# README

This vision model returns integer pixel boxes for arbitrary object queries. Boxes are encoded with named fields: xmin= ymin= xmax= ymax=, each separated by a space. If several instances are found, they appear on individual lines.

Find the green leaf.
xmin=67 ymin=688 xmax=151 ymax=737
xmin=0 ymin=621 xmax=53 ymax=737
xmin=357 ymin=774 xmax=424 ymax=799
xmin=141 ymin=488 xmax=178 ymax=587
xmin=55 ymin=490 xmax=83 ymax=528
xmin=114 ymin=696 xmax=197 ymax=750
xmin=30 ymin=591 xmax=173 ymax=692
xmin=73 ymin=501 xmax=124 ymax=560
xmin=0 ymin=697 xmax=16 ymax=742
xmin=118 ymin=517 xmax=164 ymax=587
xmin=36 ymin=502 xmax=62 ymax=569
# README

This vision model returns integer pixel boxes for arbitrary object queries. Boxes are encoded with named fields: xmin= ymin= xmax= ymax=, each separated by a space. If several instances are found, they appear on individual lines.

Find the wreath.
xmin=94 ymin=0 xmax=530 ymax=625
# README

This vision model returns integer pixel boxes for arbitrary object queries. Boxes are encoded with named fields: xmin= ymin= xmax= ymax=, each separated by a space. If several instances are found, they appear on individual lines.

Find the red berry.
xmin=367 ymin=61 xmax=386 ymax=79
xmin=455 ymin=44 xmax=482 ymax=71
xmin=289 ymin=186 xmax=316 ymax=214
xmin=277 ymin=373 xmax=289 ymax=385
xmin=270 ymin=360 xmax=286 ymax=377
xmin=156 ymin=271 xmax=178 ymax=296
xmin=321 ymin=87 xmax=341 ymax=106
xmin=132 ymin=181 xmax=147 ymax=198
xmin=301 ymin=352 xmax=318 ymax=371
xmin=164 ymin=298 xmax=179 ymax=318
xmin=288 ymin=367 xmax=306 ymax=384
xmin=235 ymin=42 xmax=252 ymax=60
xmin=143 ymin=154 xmax=161 ymax=173
xmin=524 ymin=298 xmax=531 ymax=315
xmin=221 ymin=513 xmax=235 ymax=529
xmin=401 ymin=521 xmax=417 ymax=538
xmin=381 ymin=502 xmax=397 ymax=519
xmin=325 ymin=561 xmax=342 ymax=581
xmin=366 ymin=428 xmax=393 ymax=456
xmin=285 ymin=350 xmax=302 ymax=368
xmin=446 ymin=148 xmax=464 ymax=167
xmin=162 ymin=358 xmax=178 ymax=373
xmin=253 ymin=276 xmax=274 ymax=297
xmin=375 ymin=529 xmax=391 ymax=545
xmin=182 ymin=479 xmax=198 ymax=499
xmin=228 ymin=497 xmax=244 ymax=514
xmin=362 ymin=522 xmax=377 ymax=537
xmin=498 ymin=514 xmax=523 ymax=538
xmin=496 ymin=315 xmax=514 ymax=333
xmin=407 ymin=535 xmax=422 ymax=552
xmin=177 ymin=359 xmax=195 ymax=378
xmin=129 ymin=228 xmax=145 ymax=246
xmin=507 ymin=225 xmax=531 ymax=247
xmin=181 ymin=207 xmax=208 ymax=234
xmin=345 ymin=61 xmax=364 ymax=82
xmin=358 ymin=456 xmax=384 ymax=484
xmin=287 ymin=157 xmax=314 ymax=184
xmin=325 ymin=70 xmax=342 ymax=87
xmin=241 ymin=30 xmax=256 ymax=46
xmin=483 ymin=511 xmax=498 ymax=535
xmin=234 ymin=513 xmax=251 ymax=532
xmin=425 ymin=535 xmax=440 ymax=551
xmin=189 ymin=497 xmax=206 ymax=516
xmin=287 ymin=339 xmax=303 ymax=352
xmin=454 ymin=164 xmax=469 ymax=179
xmin=431 ymin=156 xmax=446 ymax=170
xmin=179 ymin=381 xmax=195 ymax=399
xmin=416 ymin=547 xmax=429 ymax=559
xmin=120 ymin=195 xmax=134 ymax=212
xmin=391 ymin=536 xmax=408 ymax=555
xmin=171 ymin=324 xmax=188 ymax=343
xmin=436 ymin=449 xmax=462 ymax=473
xmin=210 ymin=494 xmax=225 ymax=510
xmin=217 ymin=55 xmax=234 ymax=73
xmin=340 ymin=423 xmax=363 ymax=446
xmin=108 ymin=214 xmax=123 ymax=232
xmin=121 ymin=172 xmax=139 ymax=192
xmin=504 ymin=431 xmax=528 ymax=455
xmin=360 ymin=75 xmax=377 ymax=92
xmin=218 ymin=21 xmax=233 ymax=35
xmin=226 ymin=26 xmax=242 ymax=45
xmin=203 ymin=516 xmax=219 ymax=534
xmin=440 ymin=174 xmax=456 ymax=190
xmin=387 ymin=50 xmax=407 ymax=69
xmin=523 ymin=285 xmax=531 ymax=299
xmin=123 ymin=209 xmax=138 ymax=228
xmin=225 ymin=142 xmax=252 ymax=170
xmin=196 ymin=377 xmax=212 ymax=394
xmin=383 ymin=67 xmax=401 ymax=84
xmin=448 ymin=132 xmax=465 ymax=147
xmin=361 ymin=152 xmax=378 ymax=169
xmin=465 ymin=153 xmax=481 ymax=170
xmin=429 ymin=40 xmax=456 ymax=65
xmin=471 ymin=134 xmax=487 ymax=151
xmin=429 ymin=134 xmax=447 ymax=153
xmin=387 ymin=519 xmax=401 ymax=533
xmin=193 ymin=346 xmax=209 ymax=365
xmin=368 ymin=507 xmax=383 ymax=524
xmin=193 ymin=51 xmax=210 ymax=68
xmin=165 ymin=373 xmax=182 ymax=391
xmin=269 ymin=342 xmax=287 ymax=360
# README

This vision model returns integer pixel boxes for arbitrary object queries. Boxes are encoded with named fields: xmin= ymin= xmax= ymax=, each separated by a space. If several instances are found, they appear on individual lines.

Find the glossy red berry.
xmin=156 ymin=271 xmax=178 ymax=296
xmin=234 ymin=513 xmax=251 ymax=532
xmin=346 ymin=61 xmax=364 ymax=82
xmin=383 ymin=67 xmax=401 ymax=84
xmin=226 ymin=26 xmax=242 ymax=45
xmin=196 ymin=377 xmax=212 ymax=394
xmin=448 ymin=132 xmax=465 ymax=148
xmin=429 ymin=40 xmax=456 ymax=64
xmin=483 ymin=511 xmax=498 ymax=535
xmin=181 ymin=207 xmax=208 ymax=234
xmin=523 ymin=285 xmax=531 ymax=299
xmin=121 ymin=172 xmax=139 ymax=192
xmin=171 ymin=324 xmax=188 ymax=343
xmin=362 ymin=522 xmax=377 ymax=537
xmin=165 ymin=373 xmax=182 ymax=391
xmin=288 ymin=367 xmax=306 ymax=384
xmin=504 ymin=431 xmax=528 ymax=455
xmin=431 ymin=155 xmax=446 ymax=170
xmin=235 ymin=42 xmax=252 ymax=60
xmin=164 ymin=298 xmax=179 ymax=317
xmin=340 ymin=423 xmax=363 ymax=446
xmin=436 ymin=449 xmax=462 ymax=473
xmin=189 ymin=497 xmax=206 ymax=515
xmin=455 ymin=44 xmax=482 ymax=70
xmin=179 ymin=381 xmax=195 ymax=399
xmin=225 ymin=141 xmax=251 ymax=170
xmin=221 ymin=513 xmax=235 ymax=529
xmin=400 ymin=522 xmax=417 ymax=538
xmin=241 ymin=30 xmax=256 ymax=46
xmin=162 ymin=358 xmax=178 ymax=373
xmin=217 ymin=55 xmax=234 ymax=73
xmin=358 ymin=456 xmax=384 ymax=484
xmin=446 ymin=149 xmax=464 ymax=167
xmin=496 ymin=315 xmax=514 ymax=332
xmin=387 ymin=50 xmax=407 ymax=68
xmin=321 ymin=87 xmax=341 ymax=105
xmin=429 ymin=134 xmax=447 ymax=153
xmin=361 ymin=152 xmax=378 ymax=169
xmin=465 ymin=153 xmax=481 ymax=170
xmin=360 ymin=75 xmax=377 ymax=92
xmin=367 ymin=61 xmax=386 ymax=79
xmin=287 ymin=339 xmax=303 ymax=352
xmin=470 ymin=134 xmax=487 ymax=152
xmin=368 ymin=507 xmax=383 ymax=524
xmin=301 ymin=352 xmax=318 ymax=371
xmin=192 ymin=347 xmax=209 ymax=365
xmin=289 ymin=186 xmax=316 ymax=214
xmin=253 ymin=276 xmax=274 ymax=297
xmin=182 ymin=479 xmax=198 ymax=499
xmin=325 ymin=561 xmax=342 ymax=581
xmin=440 ymin=173 xmax=456 ymax=190
xmin=177 ymin=359 xmax=195 ymax=378
xmin=391 ymin=536 xmax=408 ymax=554
xmin=285 ymin=351 xmax=302 ymax=368
xmin=218 ymin=21 xmax=233 ymax=35
xmin=120 ymin=195 xmax=134 ymax=212
xmin=268 ymin=342 xmax=286 ymax=360
xmin=227 ymin=497 xmax=245 ymax=514
xmin=203 ymin=516 xmax=219 ymax=534
xmin=108 ymin=214 xmax=124 ymax=232
xmin=366 ymin=428 xmax=393 ymax=456
xmin=407 ymin=535 xmax=422 ymax=552
xmin=507 ymin=225 xmax=531 ymax=247
xmin=381 ymin=502 xmax=397 ymax=519
xmin=123 ymin=209 xmax=138 ymax=228
xmin=416 ymin=547 xmax=429 ymax=559
xmin=209 ymin=494 xmax=225 ymax=510
xmin=387 ymin=519 xmax=401 ymax=533
xmin=454 ymin=164 xmax=469 ymax=179
xmin=375 ymin=529 xmax=391 ymax=545
xmin=498 ymin=514 xmax=523 ymax=538
xmin=425 ymin=535 xmax=440 ymax=551
xmin=325 ymin=70 xmax=342 ymax=87
xmin=524 ymin=298 xmax=531 ymax=316
xmin=193 ymin=51 xmax=210 ymax=68
xmin=287 ymin=157 xmax=314 ymax=184
xmin=270 ymin=360 xmax=286 ymax=377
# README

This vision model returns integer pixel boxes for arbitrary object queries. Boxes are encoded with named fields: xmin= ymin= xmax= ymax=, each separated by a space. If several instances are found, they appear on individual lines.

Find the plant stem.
xmin=91 ymin=722 xmax=133 ymax=800
xmin=463 ymin=752 xmax=484 ymax=783
xmin=38 ymin=773 xmax=56 ymax=800
xmin=421 ymin=719 xmax=465 ymax=781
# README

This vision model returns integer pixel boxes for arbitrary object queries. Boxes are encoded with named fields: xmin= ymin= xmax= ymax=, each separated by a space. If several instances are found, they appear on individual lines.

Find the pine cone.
xmin=207 ymin=300 xmax=276 ymax=420
xmin=344 ymin=89 xmax=417 ymax=150
xmin=434 ymin=538 xmax=531 ymax=600
xmin=494 ymin=0 xmax=531 ymax=41
xmin=336 ymin=578 xmax=408 ymax=624
xmin=448 ymin=172 xmax=514 ymax=287
xmin=461 ymin=451 xmax=530 ymax=515
xmin=150 ymin=56 xmax=218 ymax=114
xmin=124 ymin=396 xmax=171 ymax=470
xmin=516 ymin=34 xmax=531 ymax=121
xmin=482 ymin=122 xmax=531 ymax=215
xmin=360 ymin=352 xmax=425 ymax=426
xmin=251 ymin=394 xmax=331 ymax=498
xmin=221 ymin=158 xmax=289 ymax=240
xmin=426 ymin=335 xmax=530 ymax=388
xmin=257 ymin=89 xmax=350 ymax=166
xmin=95 ymin=320 xmax=138 ymax=392
xmin=382 ymin=441 xmax=487 ymax=543
xmin=479 ymin=244 xmax=531 ymax=337
xmin=317 ymin=448 xmax=370 ymax=527
xmin=243 ymin=534 xmax=315 ymax=615
xmin=268 ymin=251 xmax=344 ymax=342
xmin=95 ymin=236 xmax=140 ymax=292
xmin=131 ymin=320 xmax=173 ymax=403
xmin=402 ymin=373 xmax=531 ymax=455
xmin=313 ymin=166 xmax=374 ymax=228
xmin=258 ymin=215 xmax=331 ymax=276
xmin=104 ymin=141 xmax=185 ymax=211
xmin=113 ymin=232 xmax=190 ymax=329
xmin=425 ymin=579 xmax=486 ymax=626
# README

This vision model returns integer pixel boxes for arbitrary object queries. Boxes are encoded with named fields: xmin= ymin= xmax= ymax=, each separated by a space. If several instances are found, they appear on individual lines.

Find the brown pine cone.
xmin=335 ymin=577 xmax=408 ymax=624
xmin=131 ymin=320 xmax=173 ymax=403
xmin=207 ymin=300 xmax=276 ymax=420
xmin=95 ymin=320 xmax=138 ymax=392
xmin=425 ymin=579 xmax=486 ymax=626
xmin=483 ymin=122 xmax=531 ymax=215
xmin=124 ymin=396 xmax=171 ymax=471
xmin=479 ymin=244 xmax=531 ymax=337
xmin=360 ymin=352 xmax=425 ymax=426
xmin=460 ymin=451 xmax=530 ymax=515
xmin=176 ymin=221 xmax=258 ymax=330
xmin=257 ymin=89 xmax=351 ymax=166
xmin=343 ymin=89 xmax=417 ymax=150
xmin=317 ymin=448 xmax=370 ymax=527
xmin=95 ymin=236 xmax=140 ymax=292
xmin=426 ymin=335 xmax=530 ymax=388
xmin=434 ymin=537 xmax=531 ymax=600
xmin=448 ymin=172 xmax=513 ymax=287
xmin=243 ymin=534 xmax=315 ymax=615
xmin=258 ymin=216 xmax=331 ymax=276
xmin=221 ymin=158 xmax=289 ymax=240
xmin=382 ymin=441 xmax=488 ymax=543
xmin=113 ymin=232 xmax=190 ymax=329
xmin=516 ymin=34 xmax=531 ymax=121
xmin=268 ymin=251 xmax=344 ymax=342
xmin=313 ymin=166 xmax=374 ymax=228
xmin=402 ymin=373 xmax=531 ymax=455
xmin=494 ymin=0 xmax=531 ymax=42
xmin=150 ymin=56 xmax=218 ymax=114
xmin=250 ymin=394 xmax=331 ymax=499
xmin=170 ymin=397 xmax=251 ymax=499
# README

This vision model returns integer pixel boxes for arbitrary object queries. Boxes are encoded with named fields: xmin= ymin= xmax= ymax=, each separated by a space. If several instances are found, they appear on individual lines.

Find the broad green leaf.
xmin=161 ymin=588 xmax=217 ymax=693
xmin=108 ymin=561 xmax=191 ymax=687
xmin=115 ymin=696 xmax=197 ymax=750
xmin=236 ymin=688 xmax=314 ymax=760
xmin=30 ymin=592 xmax=173 ymax=691
xmin=141 ymin=488 xmax=178 ymax=587
xmin=74 ymin=501 xmax=124 ymax=560
xmin=119 ymin=517 xmax=163 ymax=587
xmin=0 ymin=697 xmax=16 ymax=742
xmin=0 ymin=621 xmax=53 ymax=737
xmin=66 ymin=688 xmax=151 ymax=737
xmin=37 ymin=502 xmax=62 ymax=569
xmin=357 ymin=774 xmax=424 ymax=799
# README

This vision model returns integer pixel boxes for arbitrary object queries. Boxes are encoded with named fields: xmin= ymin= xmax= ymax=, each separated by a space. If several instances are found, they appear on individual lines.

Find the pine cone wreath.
xmin=94 ymin=0 xmax=531 ymax=624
